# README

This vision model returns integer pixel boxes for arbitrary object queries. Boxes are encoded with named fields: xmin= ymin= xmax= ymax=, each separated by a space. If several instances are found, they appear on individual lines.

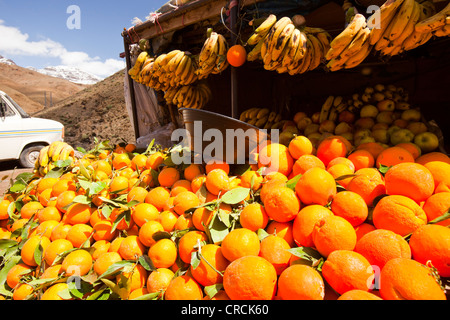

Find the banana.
xmin=281 ymin=28 xmax=300 ymax=67
xmin=387 ymin=0 xmax=416 ymax=41
xmin=51 ymin=142 xmax=66 ymax=162
xmin=268 ymin=111 xmax=277 ymax=122
xmin=255 ymin=116 xmax=269 ymax=128
xmin=248 ymin=108 xmax=262 ymax=119
xmin=415 ymin=2 xmax=450 ymax=33
xmin=257 ymin=108 xmax=270 ymax=119
xmin=38 ymin=146 xmax=50 ymax=167
xmin=389 ymin=0 xmax=422 ymax=53
xmin=239 ymin=112 xmax=248 ymax=122
xmin=247 ymin=39 xmax=264 ymax=62
xmin=175 ymin=55 xmax=189 ymax=77
xmin=343 ymin=43 xmax=373 ymax=69
xmin=433 ymin=24 xmax=450 ymax=37
xmin=180 ymin=56 xmax=194 ymax=82
xmin=271 ymin=23 xmax=296 ymax=62
xmin=213 ymin=34 xmax=229 ymax=74
xmin=288 ymin=31 xmax=308 ymax=71
xmin=271 ymin=121 xmax=284 ymax=129
xmin=59 ymin=144 xmax=74 ymax=161
xmin=248 ymin=118 xmax=258 ymax=126
xmin=297 ymin=37 xmax=314 ymax=74
xmin=168 ymin=51 xmax=185 ymax=72
xmin=274 ymin=114 xmax=282 ymax=123
xmin=402 ymin=4 xmax=435 ymax=51
xmin=267 ymin=17 xmax=293 ymax=59
xmin=320 ymin=96 xmax=334 ymax=123
xmin=307 ymin=34 xmax=323 ymax=71
xmin=255 ymin=14 xmax=277 ymax=35
xmin=328 ymin=106 xmax=338 ymax=122
xmin=47 ymin=141 xmax=62 ymax=160
xmin=329 ymin=14 xmax=367 ymax=56
xmin=343 ymin=26 xmax=371 ymax=59
xmin=369 ymin=0 xmax=406 ymax=45
xmin=152 ymin=53 xmax=168 ymax=75
xmin=333 ymin=96 xmax=343 ymax=107
xmin=326 ymin=54 xmax=349 ymax=72
xmin=128 ymin=51 xmax=149 ymax=77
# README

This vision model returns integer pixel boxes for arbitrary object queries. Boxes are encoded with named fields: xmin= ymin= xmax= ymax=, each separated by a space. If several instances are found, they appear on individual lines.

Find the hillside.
xmin=0 ymin=62 xmax=87 ymax=113
xmin=33 ymin=69 xmax=135 ymax=151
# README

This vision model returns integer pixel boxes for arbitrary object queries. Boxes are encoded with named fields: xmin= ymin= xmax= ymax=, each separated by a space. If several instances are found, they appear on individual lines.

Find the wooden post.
xmin=230 ymin=0 xmax=239 ymax=119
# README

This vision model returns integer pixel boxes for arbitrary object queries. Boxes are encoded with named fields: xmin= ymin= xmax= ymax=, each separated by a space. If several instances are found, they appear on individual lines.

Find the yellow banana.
xmin=274 ymin=114 xmax=282 ymax=123
xmin=267 ymin=17 xmax=293 ymax=58
xmin=128 ymin=51 xmax=149 ymax=77
xmin=306 ymin=34 xmax=322 ymax=71
xmin=268 ymin=111 xmax=277 ymax=122
xmin=343 ymin=42 xmax=372 ymax=69
xmin=59 ymin=144 xmax=74 ymax=161
xmin=255 ymin=116 xmax=269 ymax=128
xmin=168 ymin=51 xmax=185 ymax=72
xmin=199 ymin=32 xmax=219 ymax=64
xmin=369 ymin=0 xmax=406 ymax=45
xmin=247 ymin=39 xmax=264 ymax=62
xmin=257 ymin=108 xmax=270 ymax=120
xmin=328 ymin=107 xmax=338 ymax=122
xmin=320 ymin=96 xmax=334 ymax=123
xmin=38 ymin=146 xmax=50 ymax=167
xmin=329 ymin=14 xmax=367 ymax=56
xmin=288 ymin=31 xmax=308 ymax=71
xmin=180 ymin=56 xmax=194 ymax=82
xmin=298 ymin=37 xmax=314 ymax=74
xmin=47 ymin=141 xmax=62 ymax=160
xmin=415 ymin=1 xmax=450 ymax=33
xmin=281 ymin=28 xmax=301 ymax=67
xmin=51 ymin=141 xmax=67 ymax=162
xmin=248 ymin=108 xmax=262 ymax=119
xmin=255 ymin=14 xmax=278 ymax=34
xmin=390 ymin=0 xmax=421 ymax=51
xmin=387 ymin=0 xmax=415 ymax=41
xmin=433 ymin=24 xmax=450 ymax=37
xmin=271 ymin=23 xmax=296 ymax=62
xmin=342 ymin=27 xmax=371 ymax=58
xmin=213 ymin=34 xmax=229 ymax=74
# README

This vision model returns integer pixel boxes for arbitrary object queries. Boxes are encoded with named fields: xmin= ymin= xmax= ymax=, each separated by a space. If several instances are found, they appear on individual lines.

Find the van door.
xmin=0 ymin=95 xmax=24 ymax=160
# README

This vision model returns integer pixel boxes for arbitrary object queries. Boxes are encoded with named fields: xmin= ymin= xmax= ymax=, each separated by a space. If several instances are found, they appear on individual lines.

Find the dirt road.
xmin=0 ymin=161 xmax=33 ymax=197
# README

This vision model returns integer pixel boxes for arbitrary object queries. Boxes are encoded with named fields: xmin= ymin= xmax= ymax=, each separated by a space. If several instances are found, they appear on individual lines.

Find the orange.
xmin=112 ymin=153 xmax=131 ymax=170
xmin=92 ymin=159 xmax=112 ymax=176
xmin=40 ymin=264 xmax=63 ymax=279
xmin=20 ymin=201 xmax=44 ymax=219
xmin=36 ymin=177 xmax=58 ymax=195
xmin=138 ymin=220 xmax=164 ymax=247
xmin=139 ymin=169 xmax=155 ymax=188
xmin=147 ymin=268 xmax=175 ymax=294
xmin=337 ymin=290 xmax=382 ymax=300
xmin=415 ymin=151 xmax=450 ymax=166
xmin=376 ymin=146 xmax=414 ymax=168
xmin=173 ymin=191 xmax=200 ymax=215
xmin=63 ymin=203 xmax=94 ymax=225
xmin=288 ymin=135 xmax=313 ymax=160
xmin=145 ymin=152 xmax=165 ymax=170
xmin=126 ymin=186 xmax=148 ymax=204
xmin=51 ymin=179 xmax=77 ymax=198
xmin=259 ymin=178 xmax=287 ymax=203
xmin=170 ymin=179 xmax=192 ymax=196
xmin=36 ymin=206 xmax=62 ymax=223
xmin=32 ymin=220 xmax=60 ymax=239
xmin=164 ymin=274 xmax=204 ymax=300
xmin=130 ymin=154 xmax=147 ymax=171
xmin=118 ymin=235 xmax=145 ymax=260
xmin=258 ymin=143 xmax=294 ymax=176
xmin=43 ymin=238 xmax=73 ymax=266
xmin=355 ymin=229 xmax=411 ymax=271
xmin=223 ymin=255 xmax=277 ymax=300
xmin=174 ymin=213 xmax=194 ymax=230
xmin=50 ymin=223 xmax=71 ymax=241
xmin=422 ymin=192 xmax=450 ymax=226
xmin=190 ymin=244 xmax=230 ymax=286
xmin=354 ymin=223 xmax=376 ymax=242
xmin=41 ymin=283 xmax=70 ymax=300
xmin=205 ymin=169 xmax=230 ymax=196
xmin=128 ymin=287 xmax=148 ymax=300
xmin=131 ymin=203 xmax=159 ymax=227
xmin=409 ymin=224 xmax=450 ymax=277
xmin=312 ymin=215 xmax=357 ymax=258
xmin=184 ymin=164 xmax=204 ymax=182
xmin=292 ymin=205 xmax=334 ymax=248
xmin=239 ymin=170 xmax=263 ymax=192
xmin=316 ymin=136 xmax=350 ymax=167
xmin=12 ymin=283 xmax=35 ymax=300
xmin=89 ymin=208 xmax=107 ymax=228
xmin=21 ymin=235 xmax=51 ymax=267
xmin=379 ymin=258 xmax=446 ymax=300
xmin=109 ymin=176 xmax=129 ymax=195
xmin=192 ymin=207 xmax=214 ymax=232
xmin=191 ymin=174 xmax=206 ymax=194
xmin=108 ymin=237 xmax=124 ymax=253
xmin=326 ymin=157 xmax=355 ymax=172
xmin=227 ymin=44 xmax=246 ymax=67
xmin=38 ymin=188 xmax=53 ymax=207
xmin=92 ymin=220 xmax=117 ymax=242
xmin=91 ymin=240 xmax=111 ymax=260
xmin=203 ymin=290 xmax=230 ymax=300
xmin=356 ymin=142 xmax=386 ymax=161
xmin=322 ymin=250 xmax=374 ymax=295
xmin=277 ymin=264 xmax=325 ymax=300
xmin=384 ymin=162 xmax=434 ymax=203
xmin=347 ymin=149 xmax=375 ymax=171
xmin=292 ymin=154 xmax=325 ymax=176
xmin=145 ymin=186 xmax=170 ymax=211
xmin=178 ymin=230 xmax=209 ymax=264
xmin=266 ymin=220 xmax=295 ymax=247
xmin=157 ymin=210 xmax=178 ymax=232
xmin=263 ymin=186 xmax=300 ymax=222
xmin=327 ymin=163 xmax=354 ymax=189
xmin=330 ymin=191 xmax=368 ymax=227
xmin=259 ymin=235 xmax=291 ymax=275
xmin=109 ymin=208 xmax=134 ymax=231
xmin=372 ymin=195 xmax=427 ymax=236
xmin=61 ymin=249 xmax=93 ymax=276
xmin=205 ymin=159 xmax=230 ymax=175
xmin=396 ymin=142 xmax=421 ymax=160
xmin=346 ymin=168 xmax=386 ymax=206
xmin=239 ymin=202 xmax=269 ymax=231
xmin=6 ymin=263 xmax=34 ymax=289
xmin=55 ymin=190 xmax=76 ymax=213
xmin=158 ymin=167 xmax=180 ymax=188
xmin=118 ymin=263 xmax=148 ymax=292
xmin=423 ymin=161 xmax=450 ymax=193
xmin=295 ymin=167 xmax=336 ymax=206
xmin=93 ymin=251 xmax=122 ymax=276
xmin=221 ymin=228 xmax=260 ymax=262
xmin=66 ymin=224 xmax=93 ymax=248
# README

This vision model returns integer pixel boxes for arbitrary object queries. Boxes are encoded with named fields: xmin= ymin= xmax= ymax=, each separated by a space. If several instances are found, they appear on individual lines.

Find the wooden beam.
xmin=123 ymin=0 xmax=266 ymax=42
xmin=123 ymin=35 xmax=140 ymax=140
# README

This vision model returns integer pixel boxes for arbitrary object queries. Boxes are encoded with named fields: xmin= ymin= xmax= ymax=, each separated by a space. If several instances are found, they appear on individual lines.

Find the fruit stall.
xmin=0 ymin=0 xmax=449 ymax=302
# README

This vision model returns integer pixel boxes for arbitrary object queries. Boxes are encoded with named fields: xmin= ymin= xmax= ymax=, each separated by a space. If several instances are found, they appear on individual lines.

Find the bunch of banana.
xmin=34 ymin=141 xmax=75 ymax=176
xmin=319 ymin=96 xmax=349 ymax=123
xmin=239 ymin=108 xmax=284 ymax=129
xmin=416 ymin=1 xmax=450 ymax=37
xmin=325 ymin=13 xmax=373 ymax=71
xmin=163 ymin=82 xmax=212 ymax=109
xmin=196 ymin=30 xmax=229 ymax=80
xmin=246 ymin=14 xmax=278 ymax=61
xmin=128 ymin=51 xmax=149 ymax=79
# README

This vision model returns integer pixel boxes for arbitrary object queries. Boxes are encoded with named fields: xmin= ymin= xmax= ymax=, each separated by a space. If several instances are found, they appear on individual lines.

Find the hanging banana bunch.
xmin=196 ymin=30 xmax=230 ymax=80
xmin=164 ymin=82 xmax=212 ymax=109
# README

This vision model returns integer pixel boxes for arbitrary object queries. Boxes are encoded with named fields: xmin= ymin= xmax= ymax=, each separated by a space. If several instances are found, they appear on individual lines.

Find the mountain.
xmin=28 ymin=65 xmax=103 ymax=85
xmin=0 ymin=55 xmax=16 ymax=66
xmin=33 ymin=69 xmax=135 ymax=151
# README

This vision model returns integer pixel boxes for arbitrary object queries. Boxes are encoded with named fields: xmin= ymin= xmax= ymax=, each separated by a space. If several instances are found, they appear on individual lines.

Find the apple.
xmin=401 ymin=109 xmax=421 ymax=122
xmin=376 ymin=111 xmax=395 ymax=125
xmin=311 ymin=112 xmax=321 ymax=124
xmin=390 ymin=128 xmax=414 ymax=145
xmin=307 ymin=132 xmax=322 ymax=141
xmin=395 ymin=102 xmax=410 ymax=110
xmin=387 ymin=125 xmax=401 ymax=138
xmin=354 ymin=129 xmax=372 ymax=142
xmin=293 ymin=112 xmax=307 ymax=124
xmin=340 ymin=132 xmax=354 ymax=143
xmin=304 ymin=123 xmax=320 ymax=136
xmin=377 ymin=99 xmax=395 ymax=112
xmin=406 ymin=121 xmax=427 ymax=135
xmin=282 ymin=121 xmax=297 ymax=131
xmin=355 ymin=135 xmax=376 ymax=147
xmin=338 ymin=110 xmax=356 ymax=124
xmin=383 ymin=90 xmax=394 ymax=99
xmin=321 ymin=132 xmax=333 ymax=141
xmin=360 ymin=105 xmax=379 ymax=118
xmin=414 ymin=132 xmax=440 ymax=153
xmin=279 ymin=131 xmax=296 ymax=146
xmin=392 ymin=118 xmax=409 ymax=128
xmin=319 ymin=120 xmax=336 ymax=133
xmin=297 ymin=117 xmax=312 ymax=131
xmin=283 ymin=125 xmax=299 ymax=135
xmin=372 ymin=122 xmax=389 ymax=130
xmin=372 ymin=129 xmax=390 ymax=144
xmin=335 ymin=122 xmax=353 ymax=135
xmin=355 ymin=117 xmax=375 ymax=130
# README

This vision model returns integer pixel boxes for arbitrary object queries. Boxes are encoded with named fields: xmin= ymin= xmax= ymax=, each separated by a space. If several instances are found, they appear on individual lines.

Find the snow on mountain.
xmin=0 ymin=55 xmax=16 ymax=66
xmin=28 ymin=66 xmax=103 ymax=85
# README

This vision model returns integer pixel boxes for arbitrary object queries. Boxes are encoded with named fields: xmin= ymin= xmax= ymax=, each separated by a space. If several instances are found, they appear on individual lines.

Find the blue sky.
xmin=0 ymin=0 xmax=168 ymax=78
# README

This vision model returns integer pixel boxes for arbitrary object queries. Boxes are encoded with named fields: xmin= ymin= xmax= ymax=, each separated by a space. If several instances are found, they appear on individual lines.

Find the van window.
xmin=4 ymin=94 xmax=30 ymax=118
xmin=0 ymin=98 xmax=16 ymax=117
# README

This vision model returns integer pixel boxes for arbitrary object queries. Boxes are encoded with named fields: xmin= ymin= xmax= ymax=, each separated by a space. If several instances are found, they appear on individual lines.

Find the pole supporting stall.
xmin=230 ymin=0 xmax=240 ymax=119
xmin=123 ymin=33 xmax=140 ymax=140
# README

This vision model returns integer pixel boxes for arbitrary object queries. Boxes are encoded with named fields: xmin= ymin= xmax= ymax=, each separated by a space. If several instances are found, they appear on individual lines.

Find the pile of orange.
xmin=0 ymin=137 xmax=448 ymax=301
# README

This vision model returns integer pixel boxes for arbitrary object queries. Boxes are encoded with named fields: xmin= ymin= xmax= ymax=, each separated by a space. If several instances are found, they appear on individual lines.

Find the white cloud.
xmin=0 ymin=20 xmax=124 ymax=78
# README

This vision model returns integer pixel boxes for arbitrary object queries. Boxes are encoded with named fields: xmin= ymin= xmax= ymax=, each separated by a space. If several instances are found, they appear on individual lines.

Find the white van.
xmin=0 ymin=90 xmax=64 ymax=168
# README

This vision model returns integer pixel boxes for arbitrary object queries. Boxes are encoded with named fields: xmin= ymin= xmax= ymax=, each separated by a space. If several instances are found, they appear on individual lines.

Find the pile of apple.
xmin=279 ymin=84 xmax=442 ymax=154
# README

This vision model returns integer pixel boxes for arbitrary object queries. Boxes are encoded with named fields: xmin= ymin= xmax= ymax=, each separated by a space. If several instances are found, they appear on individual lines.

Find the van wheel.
xmin=19 ymin=145 xmax=45 ymax=168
